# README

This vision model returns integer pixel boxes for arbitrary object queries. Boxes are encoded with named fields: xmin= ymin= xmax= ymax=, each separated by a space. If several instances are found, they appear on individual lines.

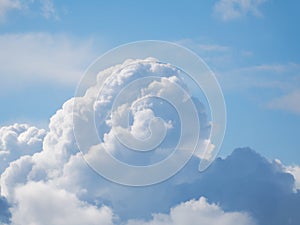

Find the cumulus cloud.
xmin=10 ymin=182 xmax=114 ymax=225
xmin=1 ymin=58 xmax=300 ymax=225
xmin=127 ymin=197 xmax=255 ymax=225
xmin=0 ymin=123 xmax=46 ymax=173
xmin=1 ymin=58 xmax=211 ymax=223
xmin=73 ymin=58 xmax=212 ymax=171
xmin=214 ymin=0 xmax=268 ymax=21
xmin=1 ymin=133 xmax=300 ymax=225
xmin=192 ymin=148 xmax=300 ymax=225
xmin=0 ymin=33 xmax=95 ymax=93
xmin=1 ymin=155 xmax=35 ymax=200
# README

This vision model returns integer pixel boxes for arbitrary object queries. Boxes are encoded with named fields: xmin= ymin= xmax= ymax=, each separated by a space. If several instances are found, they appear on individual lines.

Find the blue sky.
xmin=1 ymin=1 xmax=300 ymax=225
xmin=1 ymin=0 xmax=299 ymax=164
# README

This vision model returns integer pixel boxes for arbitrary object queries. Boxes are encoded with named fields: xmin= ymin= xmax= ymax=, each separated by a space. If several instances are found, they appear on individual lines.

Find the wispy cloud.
xmin=267 ymin=90 xmax=300 ymax=115
xmin=0 ymin=33 xmax=96 ymax=92
xmin=177 ymin=39 xmax=230 ymax=52
xmin=238 ymin=63 xmax=300 ymax=73
xmin=176 ymin=39 xmax=234 ymax=71
xmin=178 ymin=38 xmax=300 ymax=116
xmin=213 ymin=0 xmax=268 ymax=21
xmin=0 ymin=0 xmax=58 ymax=22
xmin=40 ymin=0 xmax=58 ymax=20
xmin=219 ymin=62 xmax=300 ymax=90
xmin=0 ymin=0 xmax=21 ymax=21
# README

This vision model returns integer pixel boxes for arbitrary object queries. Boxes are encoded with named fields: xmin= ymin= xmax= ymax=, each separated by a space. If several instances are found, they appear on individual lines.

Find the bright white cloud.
xmin=10 ymin=181 xmax=114 ymax=225
xmin=127 ymin=197 xmax=256 ymax=225
xmin=0 ymin=123 xmax=46 ymax=173
xmin=0 ymin=155 xmax=34 ymax=199
xmin=71 ymin=58 xmax=212 ymax=185
xmin=0 ymin=33 xmax=95 ymax=93
xmin=214 ymin=0 xmax=268 ymax=21
xmin=1 ymin=58 xmax=300 ymax=225
xmin=0 ymin=58 xmax=212 ymax=222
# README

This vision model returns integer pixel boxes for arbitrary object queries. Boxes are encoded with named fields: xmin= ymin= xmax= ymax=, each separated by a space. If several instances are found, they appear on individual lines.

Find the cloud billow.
xmin=179 ymin=148 xmax=300 ymax=225
xmin=0 ymin=58 xmax=299 ymax=225
xmin=72 ymin=58 xmax=214 ymax=185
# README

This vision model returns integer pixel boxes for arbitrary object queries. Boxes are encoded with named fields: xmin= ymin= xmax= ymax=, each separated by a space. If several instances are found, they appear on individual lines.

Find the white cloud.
xmin=0 ymin=123 xmax=46 ymax=173
xmin=0 ymin=33 xmax=95 ymax=93
xmin=267 ymin=90 xmax=300 ymax=115
xmin=0 ymin=58 xmax=212 ymax=221
xmin=72 ymin=58 xmax=212 ymax=185
xmin=127 ymin=197 xmax=256 ymax=225
xmin=214 ymin=0 xmax=268 ymax=21
xmin=287 ymin=166 xmax=300 ymax=191
xmin=1 ymin=123 xmax=300 ymax=225
xmin=0 ymin=155 xmax=34 ymax=199
xmin=273 ymin=159 xmax=300 ymax=191
xmin=10 ymin=181 xmax=114 ymax=225
xmin=1 ymin=58 xmax=300 ymax=225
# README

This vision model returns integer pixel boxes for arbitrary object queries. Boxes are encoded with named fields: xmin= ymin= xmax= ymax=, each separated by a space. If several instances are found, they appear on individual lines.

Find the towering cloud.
xmin=0 ymin=58 xmax=299 ymax=225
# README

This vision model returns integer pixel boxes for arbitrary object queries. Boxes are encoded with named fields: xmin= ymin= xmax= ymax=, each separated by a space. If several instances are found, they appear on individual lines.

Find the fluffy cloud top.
xmin=0 ymin=58 xmax=300 ymax=225
xmin=0 ymin=123 xmax=46 ymax=173
xmin=10 ymin=182 xmax=114 ymax=225
xmin=127 ymin=197 xmax=255 ymax=225
xmin=72 ymin=58 xmax=212 ymax=185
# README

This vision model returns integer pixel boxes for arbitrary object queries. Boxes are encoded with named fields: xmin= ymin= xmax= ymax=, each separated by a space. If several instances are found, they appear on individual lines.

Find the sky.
xmin=0 ymin=0 xmax=300 ymax=225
